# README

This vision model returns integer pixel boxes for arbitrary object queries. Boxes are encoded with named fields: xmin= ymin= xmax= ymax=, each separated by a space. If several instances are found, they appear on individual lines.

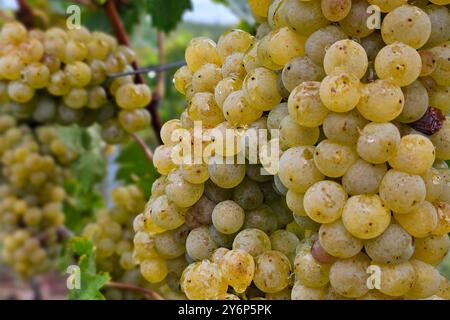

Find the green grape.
xmin=63 ymin=87 xmax=88 ymax=109
xmin=180 ymin=163 xmax=209 ymax=185
xmin=305 ymin=25 xmax=348 ymax=66
xmin=165 ymin=171 xmax=204 ymax=208
xmin=282 ymin=57 xmax=325 ymax=92
xmin=280 ymin=115 xmax=320 ymax=149
xmin=185 ymin=37 xmax=222 ymax=72
xmin=7 ymin=80 xmax=35 ymax=103
xmin=388 ymin=134 xmax=436 ymax=175
xmin=287 ymin=81 xmax=328 ymax=127
xmin=221 ymin=53 xmax=246 ymax=79
xmin=357 ymin=80 xmax=404 ymax=122
xmin=219 ymin=249 xmax=255 ymax=293
xmin=376 ymin=262 xmax=416 ymax=297
xmin=204 ymin=179 xmax=233 ymax=203
xmin=217 ymin=29 xmax=255 ymax=58
xmin=253 ymin=250 xmax=292 ymax=293
xmin=266 ymin=287 xmax=292 ymax=300
xmin=413 ymin=234 xmax=450 ymax=266
xmin=57 ymin=102 xmax=84 ymax=125
xmin=424 ymin=4 xmax=450 ymax=48
xmin=270 ymin=230 xmax=300 ymax=263
xmin=209 ymin=225 xmax=236 ymax=248
xmin=185 ymin=225 xmax=218 ymax=261
xmin=432 ymin=201 xmax=450 ymax=236
xmin=47 ymin=70 xmax=71 ymax=96
xmin=208 ymin=155 xmax=246 ymax=189
xmin=173 ymin=66 xmax=193 ymax=95
xmin=431 ymin=117 xmax=450 ymax=160
xmin=20 ymin=62 xmax=50 ymax=89
xmin=342 ymin=159 xmax=387 ymax=196
xmin=181 ymin=260 xmax=228 ymax=300
xmin=267 ymin=103 xmax=289 ymax=130
xmin=284 ymin=0 xmax=328 ymax=36
xmin=437 ymin=275 xmax=450 ymax=300
xmin=192 ymin=63 xmax=222 ymax=93
xmin=367 ymin=0 xmax=407 ymax=12
xmin=214 ymin=77 xmax=242 ymax=109
xmin=232 ymin=228 xmax=272 ymax=257
xmin=211 ymin=248 xmax=230 ymax=264
xmin=339 ymin=0 xmax=374 ymax=38
xmin=115 ymin=83 xmax=152 ymax=110
xmin=322 ymin=110 xmax=369 ymax=145
xmin=375 ymin=43 xmax=422 ymax=87
xmin=406 ymin=259 xmax=441 ymax=299
xmin=243 ymin=67 xmax=282 ymax=111
xmin=151 ymin=145 xmax=177 ymax=175
xmin=419 ymin=50 xmax=438 ymax=77
xmin=286 ymin=189 xmax=306 ymax=216
xmin=243 ymin=45 xmax=262 ymax=73
xmin=211 ymin=200 xmax=245 ymax=234
xmin=160 ymin=119 xmax=182 ymax=146
xmin=396 ymin=81 xmax=429 ymax=123
xmin=342 ymin=194 xmax=392 ymax=239
xmin=319 ymin=72 xmax=361 ymax=113
xmin=248 ymin=0 xmax=272 ymax=18
xmin=324 ymin=40 xmax=368 ymax=79
xmin=291 ymin=281 xmax=326 ymax=300
xmin=0 ymin=55 xmax=24 ymax=80
xmin=319 ymin=220 xmax=363 ymax=259
xmin=154 ymin=228 xmax=187 ymax=259
xmin=314 ymin=139 xmax=358 ymax=178
xmin=118 ymin=109 xmax=151 ymax=133
xmin=64 ymin=61 xmax=91 ymax=88
xmin=232 ymin=178 xmax=264 ymax=210
xmin=379 ymin=169 xmax=426 ymax=214
xmin=329 ymin=253 xmax=370 ymax=298
xmin=188 ymin=92 xmax=224 ymax=128
xmin=430 ymin=44 xmax=450 ymax=87
xmin=222 ymin=90 xmax=263 ymax=126
xmin=266 ymin=27 xmax=306 ymax=66
xmin=244 ymin=204 xmax=278 ymax=234
xmin=149 ymin=195 xmax=185 ymax=231
xmin=267 ymin=0 xmax=289 ymax=29
xmin=304 ymin=180 xmax=347 ymax=224
xmin=360 ymin=33 xmax=385 ymax=62
xmin=394 ymin=201 xmax=438 ymax=238
xmin=1 ymin=21 xmax=28 ymax=43
xmin=381 ymin=5 xmax=431 ymax=49
xmin=321 ymin=0 xmax=352 ymax=21
xmin=278 ymin=146 xmax=325 ymax=193
xmin=294 ymin=249 xmax=330 ymax=288
xmin=257 ymin=35 xmax=284 ymax=70
xmin=356 ymin=122 xmax=401 ymax=164
xmin=364 ymin=223 xmax=414 ymax=264
xmin=184 ymin=195 xmax=214 ymax=229
xmin=32 ymin=95 xmax=56 ymax=123
xmin=422 ymin=168 xmax=445 ymax=202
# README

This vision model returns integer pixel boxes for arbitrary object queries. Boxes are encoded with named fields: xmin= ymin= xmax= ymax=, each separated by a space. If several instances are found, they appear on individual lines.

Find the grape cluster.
xmin=0 ymin=22 xmax=152 ymax=144
xmin=0 ymin=115 xmax=76 ymax=278
xmin=82 ymin=184 xmax=150 ymax=299
xmin=134 ymin=0 xmax=450 ymax=300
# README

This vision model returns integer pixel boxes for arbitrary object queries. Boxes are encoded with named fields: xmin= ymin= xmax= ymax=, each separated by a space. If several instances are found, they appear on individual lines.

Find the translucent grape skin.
xmin=342 ymin=194 xmax=391 ymax=240
xmin=321 ymin=0 xmax=352 ymax=22
xmin=219 ymin=249 xmax=255 ymax=293
xmin=313 ymin=139 xmax=358 ymax=178
xmin=394 ymin=201 xmax=438 ymax=238
xmin=320 ymin=72 xmax=361 ymax=113
xmin=323 ymin=39 xmax=368 ymax=79
xmin=232 ymin=228 xmax=272 ymax=257
xmin=329 ymin=253 xmax=370 ymax=298
xmin=253 ymin=250 xmax=292 ymax=294
xmin=211 ymin=200 xmax=245 ymax=235
xmin=319 ymin=220 xmax=363 ymax=259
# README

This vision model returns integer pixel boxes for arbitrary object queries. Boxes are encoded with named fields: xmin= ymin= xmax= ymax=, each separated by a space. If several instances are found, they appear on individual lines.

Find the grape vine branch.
xmin=105 ymin=281 xmax=164 ymax=300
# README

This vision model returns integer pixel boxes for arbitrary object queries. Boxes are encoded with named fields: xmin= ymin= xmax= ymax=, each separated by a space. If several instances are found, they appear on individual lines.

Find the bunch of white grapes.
xmin=0 ymin=22 xmax=152 ymax=144
xmin=133 ymin=0 xmax=450 ymax=300
xmin=0 ymin=115 xmax=76 ymax=278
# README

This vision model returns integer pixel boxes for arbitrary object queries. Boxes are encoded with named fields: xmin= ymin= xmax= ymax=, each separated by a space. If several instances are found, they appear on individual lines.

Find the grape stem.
xmin=105 ymin=281 xmax=164 ymax=300
xmin=16 ymin=0 xmax=34 ymax=28
xmin=132 ymin=133 xmax=154 ymax=163
xmin=104 ymin=0 xmax=163 ymax=143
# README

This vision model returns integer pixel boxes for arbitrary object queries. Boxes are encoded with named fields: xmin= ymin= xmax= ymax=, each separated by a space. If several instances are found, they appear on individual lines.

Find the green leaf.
xmin=145 ymin=0 xmax=193 ymax=33
xmin=115 ymin=139 xmax=158 ymax=198
xmin=61 ymin=237 xmax=110 ymax=300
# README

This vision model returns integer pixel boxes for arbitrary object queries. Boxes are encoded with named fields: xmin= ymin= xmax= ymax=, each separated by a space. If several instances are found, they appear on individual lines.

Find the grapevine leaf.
xmin=62 ymin=237 xmax=110 ymax=300
xmin=144 ymin=0 xmax=193 ymax=33
xmin=115 ymin=140 xmax=158 ymax=198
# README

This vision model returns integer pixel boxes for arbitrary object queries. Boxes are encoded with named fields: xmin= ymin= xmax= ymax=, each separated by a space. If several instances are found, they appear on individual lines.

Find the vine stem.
xmin=105 ymin=281 xmax=164 ymax=300
xmin=104 ymin=0 xmax=163 ymax=143
xmin=132 ymin=133 xmax=154 ymax=163
xmin=16 ymin=0 xmax=34 ymax=28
